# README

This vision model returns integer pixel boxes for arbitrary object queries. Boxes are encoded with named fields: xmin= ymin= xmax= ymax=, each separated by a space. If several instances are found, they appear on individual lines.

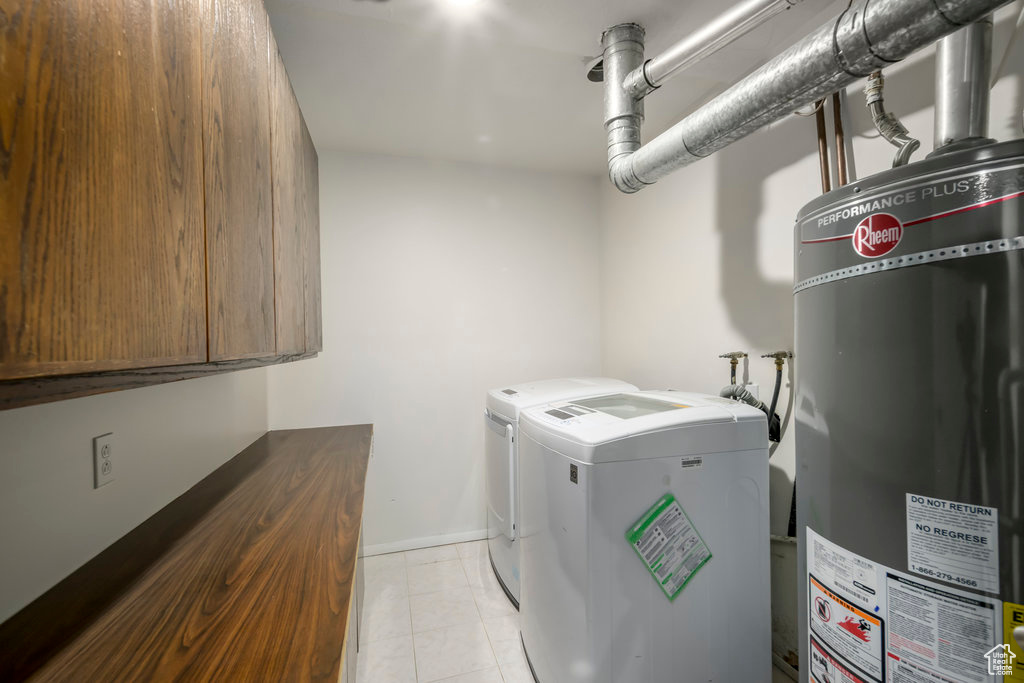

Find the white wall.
xmin=267 ymin=151 xmax=604 ymax=554
xmin=0 ymin=369 xmax=269 ymax=622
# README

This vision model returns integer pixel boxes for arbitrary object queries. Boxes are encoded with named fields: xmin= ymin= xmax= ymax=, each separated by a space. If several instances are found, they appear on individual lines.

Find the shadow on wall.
xmin=714 ymin=117 xmax=805 ymax=351
xmin=712 ymin=21 xmax=1022 ymax=345
xmin=710 ymin=52 xmax=939 ymax=348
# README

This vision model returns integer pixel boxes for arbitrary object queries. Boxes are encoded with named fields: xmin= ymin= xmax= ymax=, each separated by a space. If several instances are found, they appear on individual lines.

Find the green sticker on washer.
xmin=626 ymin=493 xmax=712 ymax=601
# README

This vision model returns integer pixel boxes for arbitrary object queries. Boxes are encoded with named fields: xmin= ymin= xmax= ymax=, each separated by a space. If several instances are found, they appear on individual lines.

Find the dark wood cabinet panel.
xmin=0 ymin=0 xmax=207 ymax=379
xmin=0 ymin=0 xmax=320 ymax=402
xmin=201 ymin=0 xmax=276 ymax=361
xmin=270 ymin=34 xmax=307 ymax=355
xmin=302 ymin=120 xmax=323 ymax=352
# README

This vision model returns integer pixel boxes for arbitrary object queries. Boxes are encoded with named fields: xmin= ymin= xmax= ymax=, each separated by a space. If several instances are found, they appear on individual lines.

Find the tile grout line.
xmin=405 ymin=553 xmax=423 ymax=683
xmin=481 ymin=618 xmax=510 ymax=683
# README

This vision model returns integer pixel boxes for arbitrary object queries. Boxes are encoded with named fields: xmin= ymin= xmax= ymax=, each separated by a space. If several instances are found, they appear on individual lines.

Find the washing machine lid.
xmin=519 ymin=390 xmax=768 ymax=464
xmin=485 ymin=377 xmax=638 ymax=421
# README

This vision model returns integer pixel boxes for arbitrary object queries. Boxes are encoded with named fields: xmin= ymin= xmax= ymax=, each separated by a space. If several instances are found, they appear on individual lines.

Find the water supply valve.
xmin=760 ymin=351 xmax=793 ymax=371
xmin=718 ymin=351 xmax=747 ymax=385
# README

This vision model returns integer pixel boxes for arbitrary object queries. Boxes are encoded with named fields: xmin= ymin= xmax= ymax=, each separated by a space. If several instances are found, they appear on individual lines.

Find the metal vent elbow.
xmin=608 ymin=154 xmax=645 ymax=193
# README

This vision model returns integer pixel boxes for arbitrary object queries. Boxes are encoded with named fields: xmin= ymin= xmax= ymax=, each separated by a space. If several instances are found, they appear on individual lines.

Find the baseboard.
xmin=363 ymin=528 xmax=488 ymax=557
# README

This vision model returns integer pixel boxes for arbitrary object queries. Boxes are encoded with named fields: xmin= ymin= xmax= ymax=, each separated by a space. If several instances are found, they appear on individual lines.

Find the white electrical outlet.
xmin=93 ymin=432 xmax=115 ymax=488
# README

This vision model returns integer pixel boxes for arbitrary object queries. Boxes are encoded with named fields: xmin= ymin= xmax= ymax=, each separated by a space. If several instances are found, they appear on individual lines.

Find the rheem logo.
xmin=852 ymin=213 xmax=903 ymax=258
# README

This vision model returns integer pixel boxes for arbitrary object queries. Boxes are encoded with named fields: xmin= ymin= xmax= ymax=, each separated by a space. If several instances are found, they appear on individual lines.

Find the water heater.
xmin=794 ymin=139 xmax=1023 ymax=683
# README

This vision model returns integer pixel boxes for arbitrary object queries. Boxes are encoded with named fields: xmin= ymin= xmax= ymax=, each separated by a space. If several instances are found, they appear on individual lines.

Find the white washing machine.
xmin=484 ymin=378 xmax=637 ymax=607
xmin=518 ymin=390 xmax=771 ymax=682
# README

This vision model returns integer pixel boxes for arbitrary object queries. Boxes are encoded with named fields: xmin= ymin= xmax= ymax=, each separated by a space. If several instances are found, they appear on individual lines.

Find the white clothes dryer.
xmin=484 ymin=378 xmax=637 ymax=606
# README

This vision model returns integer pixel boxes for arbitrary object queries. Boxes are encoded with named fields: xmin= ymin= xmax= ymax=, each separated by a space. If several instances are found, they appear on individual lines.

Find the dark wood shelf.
xmin=0 ymin=425 xmax=372 ymax=682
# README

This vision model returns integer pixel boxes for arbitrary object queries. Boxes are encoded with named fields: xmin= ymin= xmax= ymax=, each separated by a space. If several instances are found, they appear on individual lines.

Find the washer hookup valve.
xmin=718 ymin=351 xmax=747 ymax=384
xmin=760 ymin=351 xmax=793 ymax=371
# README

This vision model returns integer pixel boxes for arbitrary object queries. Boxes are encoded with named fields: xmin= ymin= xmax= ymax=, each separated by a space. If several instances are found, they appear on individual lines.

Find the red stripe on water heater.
xmin=800 ymin=189 xmax=1024 ymax=244
xmin=902 ymin=189 xmax=1024 ymax=226
xmin=801 ymin=234 xmax=853 ymax=244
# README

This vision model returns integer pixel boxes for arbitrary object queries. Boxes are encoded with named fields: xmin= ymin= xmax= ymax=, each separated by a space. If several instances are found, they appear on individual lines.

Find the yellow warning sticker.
xmin=1005 ymin=602 xmax=1024 ymax=682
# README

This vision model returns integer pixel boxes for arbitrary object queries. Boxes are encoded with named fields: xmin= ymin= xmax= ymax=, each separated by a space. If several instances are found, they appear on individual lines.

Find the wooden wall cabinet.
xmin=270 ymin=32 xmax=322 ymax=356
xmin=0 ymin=0 xmax=322 ymax=408
xmin=270 ymin=33 xmax=308 ymax=356
xmin=202 ymin=0 xmax=277 ymax=361
xmin=0 ymin=0 xmax=208 ymax=378
xmin=302 ymin=119 xmax=324 ymax=353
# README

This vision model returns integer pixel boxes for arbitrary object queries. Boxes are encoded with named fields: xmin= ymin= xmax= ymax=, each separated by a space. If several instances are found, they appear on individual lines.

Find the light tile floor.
xmin=357 ymin=540 xmax=525 ymax=683
xmin=357 ymin=539 xmax=795 ymax=683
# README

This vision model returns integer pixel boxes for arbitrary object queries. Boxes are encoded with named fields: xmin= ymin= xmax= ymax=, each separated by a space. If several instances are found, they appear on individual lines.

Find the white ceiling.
xmin=265 ymin=0 xmax=848 ymax=175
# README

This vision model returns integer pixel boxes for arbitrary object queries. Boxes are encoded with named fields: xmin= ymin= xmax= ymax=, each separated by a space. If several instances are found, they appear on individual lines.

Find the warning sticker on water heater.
xmin=807 ymin=529 xmax=885 ymax=682
xmin=808 ymin=528 xmax=1003 ymax=683
xmin=810 ymin=576 xmax=885 ymax=680
xmin=626 ymin=493 xmax=711 ymax=601
xmin=885 ymin=571 xmax=998 ymax=682
xmin=905 ymin=494 xmax=999 ymax=593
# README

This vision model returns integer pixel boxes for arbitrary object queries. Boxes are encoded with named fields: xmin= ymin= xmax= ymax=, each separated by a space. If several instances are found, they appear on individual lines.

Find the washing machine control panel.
xmin=540 ymin=394 xmax=690 ymax=426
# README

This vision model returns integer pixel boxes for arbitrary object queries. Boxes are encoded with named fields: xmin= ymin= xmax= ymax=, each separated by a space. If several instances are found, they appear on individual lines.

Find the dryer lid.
xmin=485 ymin=377 xmax=637 ymax=420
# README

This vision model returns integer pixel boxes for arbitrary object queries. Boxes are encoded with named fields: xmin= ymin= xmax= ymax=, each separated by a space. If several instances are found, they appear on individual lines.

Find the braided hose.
xmin=865 ymin=71 xmax=921 ymax=167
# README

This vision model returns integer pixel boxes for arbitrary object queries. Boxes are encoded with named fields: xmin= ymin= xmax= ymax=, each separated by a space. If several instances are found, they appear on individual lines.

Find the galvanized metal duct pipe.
xmin=934 ymin=17 xmax=994 ymax=151
xmin=603 ymin=24 xmax=646 ymax=185
xmin=602 ymin=0 xmax=1014 ymax=193
xmin=623 ymin=0 xmax=803 ymax=100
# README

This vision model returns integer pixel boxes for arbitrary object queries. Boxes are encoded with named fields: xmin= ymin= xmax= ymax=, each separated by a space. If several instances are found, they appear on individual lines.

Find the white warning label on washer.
xmin=626 ymin=493 xmax=711 ymax=601
xmin=905 ymin=494 xmax=999 ymax=593
xmin=885 ymin=571 xmax=999 ymax=682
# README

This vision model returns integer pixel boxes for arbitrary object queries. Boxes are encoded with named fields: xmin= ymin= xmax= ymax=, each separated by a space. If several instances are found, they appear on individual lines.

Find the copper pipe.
xmin=831 ymin=92 xmax=848 ymax=187
xmin=814 ymin=99 xmax=831 ymax=193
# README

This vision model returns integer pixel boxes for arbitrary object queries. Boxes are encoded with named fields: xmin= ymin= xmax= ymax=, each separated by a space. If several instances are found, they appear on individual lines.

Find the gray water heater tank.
xmin=794 ymin=139 xmax=1023 ymax=683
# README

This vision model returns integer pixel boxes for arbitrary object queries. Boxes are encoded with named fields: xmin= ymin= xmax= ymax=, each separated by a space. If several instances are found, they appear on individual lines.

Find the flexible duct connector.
xmin=864 ymin=71 xmax=921 ymax=167
xmin=602 ymin=0 xmax=1013 ymax=193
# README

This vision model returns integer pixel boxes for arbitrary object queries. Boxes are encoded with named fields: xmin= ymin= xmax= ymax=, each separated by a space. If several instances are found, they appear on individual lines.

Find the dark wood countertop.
xmin=0 ymin=425 xmax=373 ymax=682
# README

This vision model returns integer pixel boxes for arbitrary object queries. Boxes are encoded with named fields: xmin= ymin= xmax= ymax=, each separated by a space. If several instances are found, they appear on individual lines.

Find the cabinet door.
xmin=270 ymin=34 xmax=306 ymax=355
xmin=201 ymin=0 xmax=275 ymax=361
xmin=301 ymin=120 xmax=322 ymax=353
xmin=0 ymin=0 xmax=206 ymax=379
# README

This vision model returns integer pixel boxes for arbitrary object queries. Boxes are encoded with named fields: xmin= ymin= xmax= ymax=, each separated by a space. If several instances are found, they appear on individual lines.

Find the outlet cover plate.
xmin=93 ymin=432 xmax=114 ymax=488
